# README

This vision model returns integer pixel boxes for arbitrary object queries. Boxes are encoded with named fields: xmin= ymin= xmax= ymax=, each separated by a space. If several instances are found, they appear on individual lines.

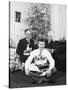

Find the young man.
xmin=16 ymin=29 xmax=35 ymax=69
xmin=25 ymin=38 xmax=56 ymax=83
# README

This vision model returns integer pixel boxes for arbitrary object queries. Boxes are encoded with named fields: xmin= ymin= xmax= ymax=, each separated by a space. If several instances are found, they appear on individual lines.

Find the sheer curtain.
xmin=50 ymin=4 xmax=66 ymax=41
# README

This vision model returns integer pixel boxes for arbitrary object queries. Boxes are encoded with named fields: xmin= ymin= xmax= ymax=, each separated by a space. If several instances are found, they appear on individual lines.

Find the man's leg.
xmin=45 ymin=67 xmax=57 ymax=83
xmin=29 ymin=71 xmax=44 ymax=84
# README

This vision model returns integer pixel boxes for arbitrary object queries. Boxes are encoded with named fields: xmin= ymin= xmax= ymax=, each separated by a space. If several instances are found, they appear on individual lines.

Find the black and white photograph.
xmin=15 ymin=11 xmax=21 ymax=22
xmin=9 ymin=1 xmax=66 ymax=88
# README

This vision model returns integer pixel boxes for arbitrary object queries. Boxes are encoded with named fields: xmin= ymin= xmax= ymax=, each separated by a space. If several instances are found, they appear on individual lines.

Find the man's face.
xmin=38 ymin=41 xmax=45 ymax=49
xmin=25 ymin=30 xmax=31 ymax=39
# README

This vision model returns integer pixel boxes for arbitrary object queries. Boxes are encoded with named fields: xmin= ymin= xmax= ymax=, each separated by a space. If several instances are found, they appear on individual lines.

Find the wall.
xmin=10 ymin=2 xmax=31 ymax=47
xmin=10 ymin=2 xmax=66 ymax=47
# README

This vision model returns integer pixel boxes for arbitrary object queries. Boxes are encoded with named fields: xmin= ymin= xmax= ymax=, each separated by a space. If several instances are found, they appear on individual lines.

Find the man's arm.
xmin=46 ymin=50 xmax=55 ymax=71
xmin=16 ymin=39 xmax=25 ymax=69
xmin=40 ymin=50 xmax=55 ymax=76
xmin=16 ymin=40 xmax=23 ymax=56
xmin=25 ymin=51 xmax=34 ymax=75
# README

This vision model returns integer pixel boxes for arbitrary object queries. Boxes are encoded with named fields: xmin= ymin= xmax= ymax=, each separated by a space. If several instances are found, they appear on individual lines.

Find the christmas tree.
xmin=25 ymin=4 xmax=51 ymax=42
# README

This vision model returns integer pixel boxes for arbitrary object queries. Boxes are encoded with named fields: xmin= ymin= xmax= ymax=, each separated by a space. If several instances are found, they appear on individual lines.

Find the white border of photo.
xmin=0 ymin=0 xmax=68 ymax=90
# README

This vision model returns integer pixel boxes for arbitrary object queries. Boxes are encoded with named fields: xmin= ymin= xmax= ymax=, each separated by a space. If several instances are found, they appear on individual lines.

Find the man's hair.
xmin=24 ymin=29 xmax=31 ymax=33
xmin=38 ymin=38 xmax=45 ymax=43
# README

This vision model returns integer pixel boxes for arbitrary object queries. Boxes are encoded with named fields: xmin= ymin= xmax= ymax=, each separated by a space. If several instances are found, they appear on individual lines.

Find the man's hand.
xmin=25 ymin=69 xmax=29 ymax=75
xmin=40 ymin=71 xmax=47 ymax=76
xmin=46 ymin=69 xmax=51 ymax=77
xmin=25 ymin=67 xmax=30 ymax=75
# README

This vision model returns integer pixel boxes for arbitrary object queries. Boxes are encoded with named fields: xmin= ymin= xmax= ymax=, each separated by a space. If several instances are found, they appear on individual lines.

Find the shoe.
xmin=47 ymin=78 xmax=56 ymax=84
xmin=32 ymin=81 xmax=38 ymax=84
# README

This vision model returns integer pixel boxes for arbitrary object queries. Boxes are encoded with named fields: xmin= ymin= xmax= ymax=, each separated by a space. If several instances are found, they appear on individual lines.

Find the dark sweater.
xmin=16 ymin=38 xmax=35 ymax=63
